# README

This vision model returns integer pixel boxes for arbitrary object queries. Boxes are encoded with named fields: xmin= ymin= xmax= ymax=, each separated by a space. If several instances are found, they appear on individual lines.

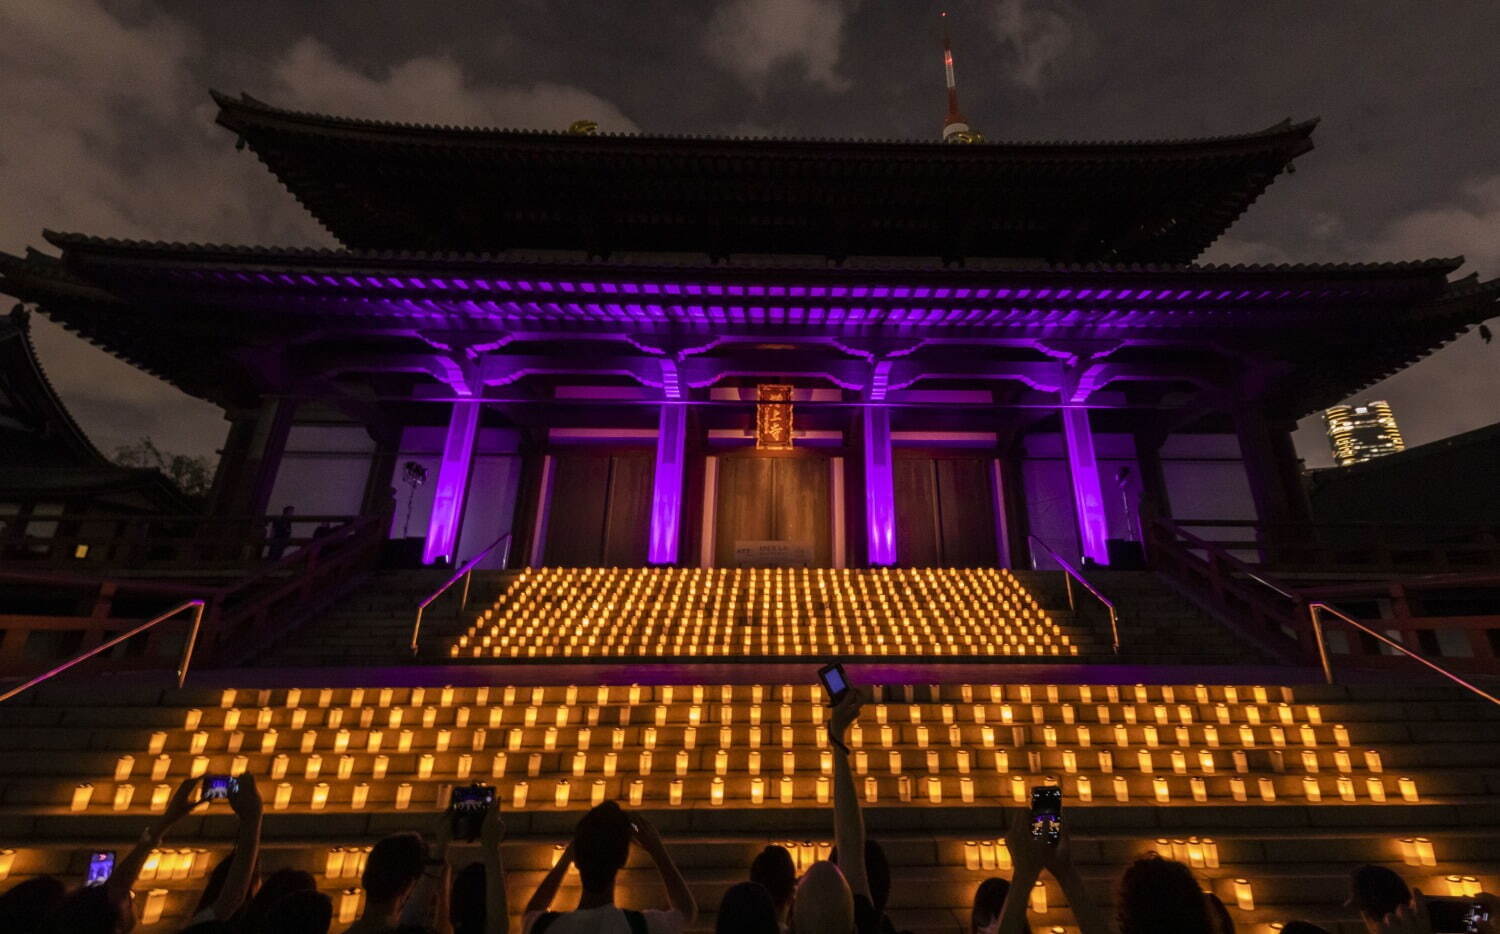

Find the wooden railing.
xmin=0 ymin=512 xmax=370 ymax=570
xmin=1166 ymin=519 xmax=1500 ymax=573
xmin=1296 ymin=574 xmax=1500 ymax=674
xmin=0 ymin=506 xmax=391 ymax=678
xmin=1146 ymin=513 xmax=1500 ymax=675
xmin=1142 ymin=514 xmax=1310 ymax=662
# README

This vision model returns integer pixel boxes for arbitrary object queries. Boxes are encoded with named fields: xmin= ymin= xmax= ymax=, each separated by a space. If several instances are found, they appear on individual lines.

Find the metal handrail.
xmin=1154 ymin=517 xmax=1302 ymax=602
xmin=0 ymin=599 xmax=206 ymax=704
xmin=410 ymin=533 xmax=512 ymax=655
xmin=1307 ymin=601 xmax=1500 ymax=705
xmin=1027 ymin=534 xmax=1120 ymax=653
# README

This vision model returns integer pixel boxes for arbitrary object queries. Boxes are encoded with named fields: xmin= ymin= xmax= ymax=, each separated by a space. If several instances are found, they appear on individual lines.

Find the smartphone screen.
xmin=202 ymin=775 xmax=234 ymax=801
xmin=86 ymin=851 xmax=115 ymax=887
xmin=817 ymin=663 xmax=850 ymax=705
xmin=448 ymin=783 xmax=496 ymax=842
xmin=1029 ymin=786 xmax=1062 ymax=845
xmin=1426 ymin=897 xmax=1489 ymax=933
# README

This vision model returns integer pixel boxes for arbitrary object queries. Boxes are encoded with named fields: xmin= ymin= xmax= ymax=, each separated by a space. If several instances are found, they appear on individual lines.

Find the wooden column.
xmin=208 ymin=397 xmax=294 ymax=518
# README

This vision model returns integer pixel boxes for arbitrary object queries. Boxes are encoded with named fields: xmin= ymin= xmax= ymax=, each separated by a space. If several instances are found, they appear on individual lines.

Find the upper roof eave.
xmin=37 ymin=231 xmax=1462 ymax=282
xmin=212 ymin=90 xmax=1319 ymax=160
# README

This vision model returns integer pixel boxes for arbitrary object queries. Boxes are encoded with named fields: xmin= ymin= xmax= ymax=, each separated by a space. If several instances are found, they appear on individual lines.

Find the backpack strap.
xmin=531 ymin=911 xmax=561 ymax=934
xmin=623 ymin=909 xmax=649 ymax=934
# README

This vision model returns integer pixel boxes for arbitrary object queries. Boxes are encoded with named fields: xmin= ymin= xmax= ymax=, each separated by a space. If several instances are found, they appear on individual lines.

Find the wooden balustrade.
xmin=1145 ymin=513 xmax=1500 ymax=675
xmin=1164 ymin=519 xmax=1500 ymax=573
xmin=0 ymin=513 xmax=371 ymax=570
xmin=0 ymin=507 xmax=391 ymax=679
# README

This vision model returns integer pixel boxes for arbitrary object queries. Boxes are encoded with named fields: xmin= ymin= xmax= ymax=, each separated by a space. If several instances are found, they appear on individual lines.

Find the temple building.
xmin=0 ymin=306 xmax=193 ymax=559
xmin=1 ymin=92 xmax=1496 ymax=573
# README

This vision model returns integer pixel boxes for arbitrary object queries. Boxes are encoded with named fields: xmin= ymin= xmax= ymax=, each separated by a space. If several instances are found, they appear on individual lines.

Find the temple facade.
xmin=2 ymin=93 xmax=1496 ymax=571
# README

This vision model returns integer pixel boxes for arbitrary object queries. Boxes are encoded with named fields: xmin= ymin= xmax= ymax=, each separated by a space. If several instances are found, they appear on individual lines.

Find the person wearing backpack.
xmin=522 ymin=802 xmax=696 ymax=934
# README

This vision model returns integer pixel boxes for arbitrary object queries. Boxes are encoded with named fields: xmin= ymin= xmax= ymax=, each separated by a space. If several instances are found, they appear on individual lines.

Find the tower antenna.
xmin=940 ymin=12 xmax=983 ymax=143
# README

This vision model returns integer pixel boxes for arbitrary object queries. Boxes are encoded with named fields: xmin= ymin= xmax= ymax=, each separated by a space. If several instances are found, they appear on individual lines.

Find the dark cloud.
xmin=4 ymin=0 xmax=1498 ymax=468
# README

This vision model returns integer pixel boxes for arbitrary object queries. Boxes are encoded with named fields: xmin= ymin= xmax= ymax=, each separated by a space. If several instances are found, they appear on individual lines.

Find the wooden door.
xmin=714 ymin=455 xmax=831 ymax=565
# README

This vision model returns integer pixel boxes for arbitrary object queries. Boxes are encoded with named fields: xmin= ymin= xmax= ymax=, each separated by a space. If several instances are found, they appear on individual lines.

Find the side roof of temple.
xmin=212 ymin=91 xmax=1317 ymax=264
xmin=0 ymin=306 xmax=195 ymax=511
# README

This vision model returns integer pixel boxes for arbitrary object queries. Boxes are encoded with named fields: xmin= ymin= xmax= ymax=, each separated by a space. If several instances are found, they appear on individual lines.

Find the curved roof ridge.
xmin=213 ymin=90 xmax=1318 ymax=150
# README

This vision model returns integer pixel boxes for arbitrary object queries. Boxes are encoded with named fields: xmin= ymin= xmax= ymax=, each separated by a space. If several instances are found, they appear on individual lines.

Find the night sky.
xmin=2 ymin=0 xmax=1497 ymax=469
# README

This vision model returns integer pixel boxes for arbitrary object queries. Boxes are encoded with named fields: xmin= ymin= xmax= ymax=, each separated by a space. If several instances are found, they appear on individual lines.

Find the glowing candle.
xmin=1399 ymin=776 xmax=1419 ymax=802
xmin=751 ymin=776 xmax=766 ymax=804
xmin=311 ymin=783 xmax=330 ymax=810
xmin=780 ymin=776 xmax=794 ymax=804
xmin=1153 ymin=776 xmax=1170 ymax=802
xmin=151 ymin=783 xmax=170 ymax=812
xmin=1113 ymin=775 xmax=1129 ymax=801
xmin=1029 ymin=880 xmax=1047 ymax=913
xmin=1190 ymin=777 xmax=1207 ymax=802
xmin=339 ymin=888 xmax=360 ymax=923
xmin=395 ymin=783 xmax=412 ymax=810
xmin=306 ymin=754 xmax=324 ymax=780
xmin=1302 ymin=776 xmax=1321 ymax=802
xmin=1367 ymin=777 xmax=1387 ymax=802
xmin=1232 ymin=878 xmax=1254 ymax=911
xmin=70 ymin=783 xmax=93 ymax=812
xmin=1258 ymin=777 xmax=1276 ymax=802
xmin=274 ymin=782 xmax=292 ymax=810
xmin=142 ymin=888 xmax=168 ymax=925
xmin=1365 ymin=749 xmax=1383 ymax=773
xmin=670 ymin=779 xmax=684 ymax=806
xmin=1414 ymin=837 xmax=1436 ymax=866
xmin=113 ymin=783 xmax=135 ymax=811
xmin=351 ymin=783 xmax=369 ymax=810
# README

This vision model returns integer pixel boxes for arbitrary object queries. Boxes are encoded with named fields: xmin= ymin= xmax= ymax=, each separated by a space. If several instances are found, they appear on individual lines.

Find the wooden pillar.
xmin=359 ymin=429 xmax=400 ymax=519
xmin=208 ymin=397 xmax=294 ymax=518
xmin=1132 ymin=430 xmax=1171 ymax=519
xmin=506 ymin=432 xmax=548 ymax=569
xmin=1235 ymin=406 xmax=1304 ymax=528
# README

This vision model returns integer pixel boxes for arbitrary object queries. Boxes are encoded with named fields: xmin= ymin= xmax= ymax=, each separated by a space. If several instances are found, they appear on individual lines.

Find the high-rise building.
xmin=1324 ymin=400 xmax=1406 ymax=466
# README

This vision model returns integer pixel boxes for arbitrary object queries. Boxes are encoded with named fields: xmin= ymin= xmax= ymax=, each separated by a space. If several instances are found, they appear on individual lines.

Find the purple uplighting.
xmin=423 ymin=401 xmax=481 ymax=565
xmin=1061 ymin=407 xmax=1110 ymax=566
xmin=648 ymin=404 xmax=687 ymax=564
xmin=863 ymin=407 xmax=898 ymax=566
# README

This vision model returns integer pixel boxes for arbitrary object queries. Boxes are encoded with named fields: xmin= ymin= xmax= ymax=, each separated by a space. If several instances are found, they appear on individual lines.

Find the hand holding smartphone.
xmin=86 ymin=851 xmax=115 ymax=886
xmin=447 ymin=783 xmax=497 ymax=842
xmin=817 ymin=663 xmax=851 ymax=706
xmin=201 ymin=774 xmax=237 ymax=802
xmin=1426 ymin=896 xmax=1491 ymax=933
xmin=1029 ymin=786 xmax=1062 ymax=846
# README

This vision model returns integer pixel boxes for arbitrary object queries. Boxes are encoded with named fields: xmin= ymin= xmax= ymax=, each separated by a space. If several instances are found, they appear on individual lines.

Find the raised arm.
xmin=632 ymin=812 xmax=696 ymax=925
xmin=829 ymin=688 xmax=869 ymax=900
xmin=524 ymin=842 xmax=573 ymax=915
xmin=995 ymin=810 xmax=1042 ymax=934
xmin=209 ymin=773 xmax=264 ymax=921
xmin=482 ymin=805 xmax=510 ymax=934
xmin=1041 ymin=816 xmax=1110 ymax=934
xmin=109 ymin=776 xmax=204 ymax=903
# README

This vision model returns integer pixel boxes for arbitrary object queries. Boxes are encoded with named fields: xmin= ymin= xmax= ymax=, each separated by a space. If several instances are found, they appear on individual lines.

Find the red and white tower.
xmin=941 ymin=12 xmax=983 ymax=143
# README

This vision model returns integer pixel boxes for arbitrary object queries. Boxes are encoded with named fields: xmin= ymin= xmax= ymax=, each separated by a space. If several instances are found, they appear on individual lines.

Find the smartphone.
xmin=817 ymin=663 xmax=851 ymax=706
xmin=1029 ymin=786 xmax=1062 ymax=845
xmin=1426 ymin=897 xmax=1490 ymax=933
xmin=201 ymin=775 xmax=236 ymax=801
xmin=448 ymin=783 xmax=497 ymax=842
xmin=86 ymin=851 xmax=115 ymax=887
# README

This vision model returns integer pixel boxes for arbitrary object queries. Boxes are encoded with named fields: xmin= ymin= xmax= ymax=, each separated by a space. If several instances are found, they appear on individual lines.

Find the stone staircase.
xmin=3 ymin=676 xmax=1499 ymax=932
xmin=263 ymin=567 xmax=1269 ymax=669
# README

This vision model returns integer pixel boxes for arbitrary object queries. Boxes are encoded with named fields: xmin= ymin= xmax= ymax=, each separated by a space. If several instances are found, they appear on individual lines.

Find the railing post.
xmin=1308 ymin=604 xmax=1335 ymax=684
